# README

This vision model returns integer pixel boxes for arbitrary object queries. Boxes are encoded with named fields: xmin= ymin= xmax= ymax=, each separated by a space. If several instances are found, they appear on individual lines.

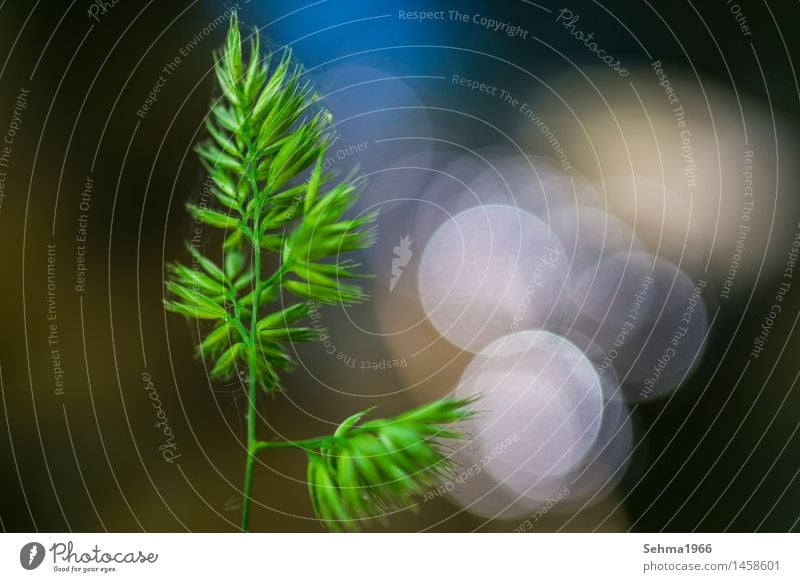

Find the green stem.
xmin=254 ymin=435 xmax=333 ymax=452
xmin=238 ymin=180 xmax=295 ymax=530
xmin=252 ymin=424 xmax=376 ymax=453
xmin=241 ymin=132 xmax=264 ymax=533
xmin=240 ymin=269 xmax=260 ymax=531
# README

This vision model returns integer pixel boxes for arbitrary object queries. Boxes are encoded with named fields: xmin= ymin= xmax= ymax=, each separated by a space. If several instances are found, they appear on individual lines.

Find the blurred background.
xmin=1 ymin=0 xmax=800 ymax=532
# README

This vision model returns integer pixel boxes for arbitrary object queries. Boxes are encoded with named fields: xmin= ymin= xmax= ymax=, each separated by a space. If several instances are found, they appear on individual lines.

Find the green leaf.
xmin=205 ymin=119 xmax=241 ymax=158
xmin=304 ymin=151 xmax=326 ymax=215
xmin=225 ymin=11 xmax=242 ymax=83
xmin=164 ymin=300 xmax=225 ymax=320
xmin=256 ymin=302 xmax=310 ymax=330
xmin=242 ymin=34 xmax=267 ymax=107
xmin=224 ymin=230 xmax=245 ymax=252
xmin=205 ymin=165 xmax=237 ymax=199
xmin=186 ymin=204 xmax=239 ymax=229
xmin=165 ymin=281 xmax=227 ymax=318
xmin=211 ymin=342 xmax=245 ymax=378
xmin=212 ymin=104 xmax=241 ymax=135
xmin=283 ymin=279 xmax=367 ymax=305
xmin=195 ymin=142 xmax=244 ymax=173
xmin=251 ymin=350 xmax=282 ymax=394
xmin=211 ymin=187 xmax=241 ymax=211
xmin=184 ymin=242 xmax=225 ymax=282
xmin=224 ymin=250 xmax=246 ymax=278
xmin=258 ymin=327 xmax=315 ymax=343
xmin=167 ymin=262 xmax=224 ymax=295
xmin=197 ymin=322 xmax=237 ymax=357
xmin=305 ymin=397 xmax=478 ymax=531
xmin=252 ymin=53 xmax=292 ymax=120
xmin=255 ymin=339 xmax=294 ymax=365
xmin=214 ymin=57 xmax=239 ymax=107
xmin=334 ymin=407 xmax=376 ymax=439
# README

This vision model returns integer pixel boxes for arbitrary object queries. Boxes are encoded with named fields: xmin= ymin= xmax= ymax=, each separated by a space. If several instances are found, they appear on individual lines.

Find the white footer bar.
xmin=0 ymin=533 xmax=796 ymax=581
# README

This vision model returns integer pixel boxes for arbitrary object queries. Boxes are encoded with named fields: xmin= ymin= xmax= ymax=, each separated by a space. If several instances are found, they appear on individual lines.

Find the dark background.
xmin=0 ymin=0 xmax=799 ymax=532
